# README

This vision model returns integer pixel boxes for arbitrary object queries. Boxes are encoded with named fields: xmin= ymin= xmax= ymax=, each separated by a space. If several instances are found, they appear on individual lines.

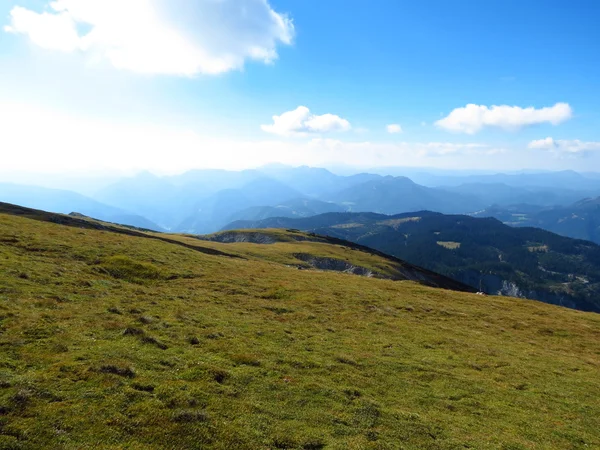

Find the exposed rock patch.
xmin=202 ymin=230 xmax=325 ymax=245
xmin=293 ymin=253 xmax=380 ymax=278
xmin=203 ymin=231 xmax=278 ymax=244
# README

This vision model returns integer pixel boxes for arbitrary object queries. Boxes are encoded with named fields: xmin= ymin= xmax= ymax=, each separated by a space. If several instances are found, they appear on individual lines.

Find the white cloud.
xmin=4 ymin=6 xmax=81 ymax=52
xmin=386 ymin=124 xmax=403 ymax=134
xmin=261 ymin=106 xmax=351 ymax=137
xmin=436 ymin=102 xmax=573 ymax=134
xmin=409 ymin=142 xmax=505 ymax=157
xmin=4 ymin=0 xmax=294 ymax=76
xmin=12 ymin=99 xmax=600 ymax=178
xmin=528 ymin=137 xmax=600 ymax=156
xmin=0 ymin=102 xmax=517 ymax=174
xmin=528 ymin=137 xmax=557 ymax=150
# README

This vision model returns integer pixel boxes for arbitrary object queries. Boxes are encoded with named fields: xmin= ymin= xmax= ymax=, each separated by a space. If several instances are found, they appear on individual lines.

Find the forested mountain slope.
xmin=226 ymin=211 xmax=600 ymax=312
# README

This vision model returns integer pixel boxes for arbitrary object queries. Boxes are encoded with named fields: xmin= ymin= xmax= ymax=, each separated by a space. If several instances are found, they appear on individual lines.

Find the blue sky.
xmin=1 ymin=0 xmax=599 ymax=175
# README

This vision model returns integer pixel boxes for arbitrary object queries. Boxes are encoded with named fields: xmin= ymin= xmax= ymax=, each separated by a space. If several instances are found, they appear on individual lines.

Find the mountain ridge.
xmin=224 ymin=210 xmax=600 ymax=312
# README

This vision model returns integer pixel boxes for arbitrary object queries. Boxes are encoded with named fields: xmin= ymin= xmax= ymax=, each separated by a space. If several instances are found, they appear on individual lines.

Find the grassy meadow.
xmin=0 ymin=209 xmax=599 ymax=449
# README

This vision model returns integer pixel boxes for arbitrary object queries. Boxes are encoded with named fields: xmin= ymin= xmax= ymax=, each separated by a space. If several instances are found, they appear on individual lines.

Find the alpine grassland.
xmin=0 ymin=205 xmax=599 ymax=449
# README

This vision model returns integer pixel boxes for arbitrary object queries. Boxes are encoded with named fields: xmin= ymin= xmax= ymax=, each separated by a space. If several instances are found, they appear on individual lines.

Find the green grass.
xmin=0 ymin=211 xmax=599 ymax=449
xmin=171 ymin=230 xmax=415 ymax=280
xmin=98 ymin=255 xmax=165 ymax=283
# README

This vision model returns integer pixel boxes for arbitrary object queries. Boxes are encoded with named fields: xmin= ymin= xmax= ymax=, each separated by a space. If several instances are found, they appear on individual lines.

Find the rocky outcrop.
xmin=202 ymin=230 xmax=326 ymax=245
xmin=203 ymin=231 xmax=278 ymax=244
xmin=202 ymin=230 xmax=476 ymax=293
xmin=293 ymin=253 xmax=379 ymax=278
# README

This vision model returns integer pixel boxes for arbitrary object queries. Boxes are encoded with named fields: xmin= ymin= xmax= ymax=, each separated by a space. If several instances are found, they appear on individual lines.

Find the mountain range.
xmin=4 ymin=166 xmax=600 ymax=238
xmin=225 ymin=210 xmax=600 ymax=313
xmin=474 ymin=197 xmax=600 ymax=244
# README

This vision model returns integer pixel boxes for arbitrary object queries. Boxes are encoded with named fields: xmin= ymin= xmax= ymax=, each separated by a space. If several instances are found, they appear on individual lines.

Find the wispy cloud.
xmin=528 ymin=137 xmax=600 ymax=156
xmin=4 ymin=0 xmax=294 ymax=76
xmin=410 ymin=143 xmax=505 ymax=157
xmin=261 ymin=106 xmax=351 ymax=137
xmin=436 ymin=103 xmax=573 ymax=134
xmin=386 ymin=124 xmax=403 ymax=134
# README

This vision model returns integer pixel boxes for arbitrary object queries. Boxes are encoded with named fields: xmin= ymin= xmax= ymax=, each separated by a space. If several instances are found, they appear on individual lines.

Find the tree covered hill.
xmin=225 ymin=211 xmax=600 ymax=312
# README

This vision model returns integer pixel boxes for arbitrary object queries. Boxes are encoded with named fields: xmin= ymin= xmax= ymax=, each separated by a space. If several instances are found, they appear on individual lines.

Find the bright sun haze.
xmin=0 ymin=0 xmax=599 ymax=175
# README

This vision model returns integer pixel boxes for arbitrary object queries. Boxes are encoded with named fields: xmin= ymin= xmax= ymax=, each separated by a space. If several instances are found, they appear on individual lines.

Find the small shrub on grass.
xmin=141 ymin=336 xmax=168 ymax=350
xmin=271 ymin=434 xmax=299 ymax=449
xmin=98 ymin=364 xmax=135 ymax=378
xmin=11 ymin=389 xmax=32 ymax=408
xmin=206 ymin=332 xmax=224 ymax=340
xmin=336 ymin=355 xmax=360 ymax=366
xmin=52 ymin=343 xmax=69 ymax=353
xmin=230 ymin=354 xmax=261 ymax=367
xmin=131 ymin=383 xmax=155 ymax=393
xmin=171 ymin=409 xmax=209 ymax=423
xmin=209 ymin=368 xmax=230 ymax=384
xmin=365 ymin=430 xmax=379 ymax=442
xmin=123 ymin=327 xmax=145 ymax=336
xmin=302 ymin=439 xmax=326 ymax=450
xmin=99 ymin=255 xmax=164 ymax=283
xmin=138 ymin=315 xmax=154 ymax=324
xmin=182 ymin=366 xmax=230 ymax=383
xmin=343 ymin=388 xmax=362 ymax=400
xmin=353 ymin=399 xmax=381 ymax=429
xmin=264 ymin=306 xmax=294 ymax=315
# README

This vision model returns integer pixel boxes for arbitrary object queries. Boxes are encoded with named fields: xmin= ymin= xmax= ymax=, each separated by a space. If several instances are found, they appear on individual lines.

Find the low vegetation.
xmin=0 ymin=206 xmax=599 ymax=449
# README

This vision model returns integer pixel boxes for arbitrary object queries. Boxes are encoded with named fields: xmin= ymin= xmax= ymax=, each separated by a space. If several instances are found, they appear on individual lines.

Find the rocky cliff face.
xmin=456 ymin=269 xmax=590 ymax=311
xmin=293 ymin=253 xmax=378 ymax=278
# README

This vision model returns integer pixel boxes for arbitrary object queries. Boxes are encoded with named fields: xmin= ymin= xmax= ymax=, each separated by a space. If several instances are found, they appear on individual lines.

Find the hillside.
xmin=225 ymin=211 xmax=600 ymax=312
xmin=0 ymin=203 xmax=599 ymax=448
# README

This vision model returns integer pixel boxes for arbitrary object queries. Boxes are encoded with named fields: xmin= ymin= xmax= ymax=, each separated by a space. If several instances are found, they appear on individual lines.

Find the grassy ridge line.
xmin=0 ymin=202 xmax=243 ymax=260
xmin=1 ymin=201 xmax=474 ymax=293
xmin=197 ymin=229 xmax=477 ymax=293
xmin=1 ymin=210 xmax=600 ymax=448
